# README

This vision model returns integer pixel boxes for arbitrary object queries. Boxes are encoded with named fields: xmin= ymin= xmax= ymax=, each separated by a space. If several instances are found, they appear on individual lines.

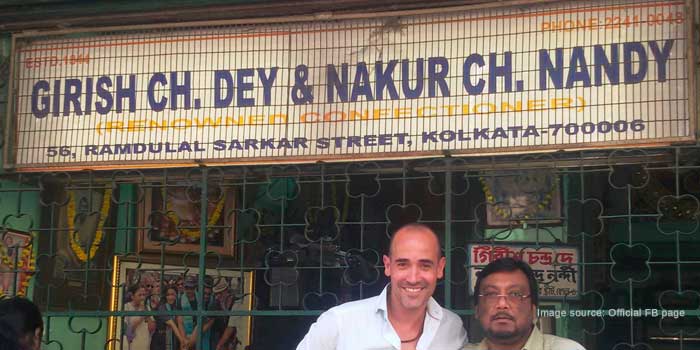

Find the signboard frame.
xmin=4 ymin=0 xmax=696 ymax=172
xmin=467 ymin=243 xmax=582 ymax=301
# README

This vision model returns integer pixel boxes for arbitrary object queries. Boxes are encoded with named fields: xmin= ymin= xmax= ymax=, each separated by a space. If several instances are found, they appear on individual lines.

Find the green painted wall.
xmin=43 ymin=317 xmax=108 ymax=350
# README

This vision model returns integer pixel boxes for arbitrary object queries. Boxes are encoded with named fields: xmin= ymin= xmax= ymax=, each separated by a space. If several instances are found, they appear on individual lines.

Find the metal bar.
xmin=443 ymin=162 xmax=452 ymax=308
xmin=2 ymin=34 xmax=16 ymax=170
xmin=196 ymin=167 xmax=209 ymax=350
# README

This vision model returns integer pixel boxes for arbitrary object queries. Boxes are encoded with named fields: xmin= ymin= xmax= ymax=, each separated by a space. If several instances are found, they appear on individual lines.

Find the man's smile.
xmin=399 ymin=283 xmax=427 ymax=295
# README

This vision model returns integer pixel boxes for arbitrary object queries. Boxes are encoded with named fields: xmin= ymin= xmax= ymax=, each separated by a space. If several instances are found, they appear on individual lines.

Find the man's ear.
xmin=437 ymin=256 xmax=446 ymax=279
xmin=21 ymin=328 xmax=42 ymax=350
xmin=383 ymin=255 xmax=391 ymax=277
xmin=34 ymin=327 xmax=42 ymax=348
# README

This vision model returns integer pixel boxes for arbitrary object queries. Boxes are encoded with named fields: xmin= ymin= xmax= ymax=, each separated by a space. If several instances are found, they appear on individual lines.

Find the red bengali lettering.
xmin=556 ymin=252 xmax=575 ymax=264
xmin=528 ymin=251 xmax=554 ymax=265
xmin=472 ymin=246 xmax=492 ymax=264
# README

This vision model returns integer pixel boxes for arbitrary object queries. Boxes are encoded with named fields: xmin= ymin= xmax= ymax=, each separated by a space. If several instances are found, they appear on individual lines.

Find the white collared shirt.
xmin=296 ymin=285 xmax=467 ymax=350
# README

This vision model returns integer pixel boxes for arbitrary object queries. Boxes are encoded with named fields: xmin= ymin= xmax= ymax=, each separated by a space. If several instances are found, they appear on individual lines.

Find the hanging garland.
xmin=67 ymin=188 xmax=112 ymax=262
xmin=0 ymin=237 xmax=35 ymax=297
xmin=480 ymin=174 xmax=559 ymax=224
xmin=165 ymin=191 xmax=226 ymax=242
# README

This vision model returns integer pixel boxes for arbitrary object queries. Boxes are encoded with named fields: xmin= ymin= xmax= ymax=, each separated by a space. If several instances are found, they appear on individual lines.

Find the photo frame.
xmin=109 ymin=259 xmax=254 ymax=350
xmin=138 ymin=185 xmax=236 ymax=256
xmin=34 ymin=187 xmax=113 ymax=310
xmin=0 ymin=229 xmax=34 ymax=296
xmin=481 ymin=170 xmax=562 ymax=226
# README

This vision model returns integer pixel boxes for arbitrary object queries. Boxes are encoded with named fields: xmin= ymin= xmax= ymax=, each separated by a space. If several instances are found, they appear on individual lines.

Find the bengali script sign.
xmin=8 ymin=0 xmax=694 ymax=170
xmin=468 ymin=244 xmax=580 ymax=300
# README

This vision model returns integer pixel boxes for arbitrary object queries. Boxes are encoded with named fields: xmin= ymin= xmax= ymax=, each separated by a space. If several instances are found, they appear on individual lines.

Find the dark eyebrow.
xmin=392 ymin=258 xmax=435 ymax=265
xmin=418 ymin=259 xmax=435 ymax=265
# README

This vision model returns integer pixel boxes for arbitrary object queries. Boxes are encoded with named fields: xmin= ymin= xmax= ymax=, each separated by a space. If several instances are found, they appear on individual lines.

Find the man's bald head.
xmin=388 ymin=223 xmax=443 ymax=258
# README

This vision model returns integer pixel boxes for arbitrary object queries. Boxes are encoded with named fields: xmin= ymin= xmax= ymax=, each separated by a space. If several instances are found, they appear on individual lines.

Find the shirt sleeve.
xmin=226 ymin=293 xmax=252 ymax=328
xmin=574 ymin=341 xmax=587 ymax=350
xmin=123 ymin=303 xmax=140 ymax=327
xmin=437 ymin=309 xmax=467 ymax=348
xmin=451 ymin=313 xmax=467 ymax=347
xmin=295 ymin=309 xmax=340 ymax=350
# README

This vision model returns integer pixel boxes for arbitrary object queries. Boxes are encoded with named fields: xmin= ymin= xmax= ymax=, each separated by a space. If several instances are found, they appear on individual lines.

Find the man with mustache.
xmin=297 ymin=223 xmax=466 ymax=350
xmin=466 ymin=257 xmax=586 ymax=350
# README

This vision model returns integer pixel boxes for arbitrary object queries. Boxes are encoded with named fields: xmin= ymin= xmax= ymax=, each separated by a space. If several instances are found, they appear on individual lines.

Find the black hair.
xmin=0 ymin=321 xmax=21 ymax=350
xmin=473 ymin=257 xmax=539 ymax=306
xmin=164 ymin=285 xmax=178 ymax=294
xmin=127 ymin=284 xmax=142 ymax=295
xmin=204 ymin=276 xmax=213 ymax=287
xmin=0 ymin=297 xmax=43 ymax=350
xmin=155 ymin=285 xmax=179 ymax=308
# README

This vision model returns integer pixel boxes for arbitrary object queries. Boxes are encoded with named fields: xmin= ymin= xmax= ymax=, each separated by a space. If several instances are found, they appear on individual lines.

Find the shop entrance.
xmin=1 ymin=146 xmax=699 ymax=349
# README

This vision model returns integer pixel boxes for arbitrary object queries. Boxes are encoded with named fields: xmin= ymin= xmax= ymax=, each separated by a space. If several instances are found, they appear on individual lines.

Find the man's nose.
xmin=495 ymin=295 xmax=511 ymax=308
xmin=406 ymin=266 xmax=420 ymax=283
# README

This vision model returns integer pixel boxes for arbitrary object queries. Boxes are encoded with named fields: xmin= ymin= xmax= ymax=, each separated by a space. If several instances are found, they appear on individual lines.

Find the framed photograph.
xmin=109 ymin=259 xmax=254 ymax=350
xmin=0 ymin=229 xmax=33 ymax=296
xmin=34 ymin=187 xmax=113 ymax=310
xmin=138 ymin=185 xmax=236 ymax=256
xmin=480 ymin=171 xmax=561 ymax=226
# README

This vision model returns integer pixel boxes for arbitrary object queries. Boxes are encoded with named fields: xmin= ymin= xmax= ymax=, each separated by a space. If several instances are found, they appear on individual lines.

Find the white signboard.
xmin=9 ymin=0 xmax=694 ymax=170
xmin=468 ymin=244 xmax=580 ymax=300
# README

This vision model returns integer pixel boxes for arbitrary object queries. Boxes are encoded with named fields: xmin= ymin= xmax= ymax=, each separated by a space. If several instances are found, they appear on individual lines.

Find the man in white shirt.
xmin=296 ymin=223 xmax=467 ymax=350
xmin=464 ymin=257 xmax=586 ymax=350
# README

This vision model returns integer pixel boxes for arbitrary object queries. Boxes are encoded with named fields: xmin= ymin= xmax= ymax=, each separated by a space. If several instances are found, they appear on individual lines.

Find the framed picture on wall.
xmin=480 ymin=170 xmax=562 ymax=226
xmin=0 ymin=229 xmax=34 ymax=296
xmin=138 ymin=184 xmax=236 ymax=256
xmin=109 ymin=259 xmax=254 ymax=350
xmin=34 ymin=186 xmax=114 ymax=310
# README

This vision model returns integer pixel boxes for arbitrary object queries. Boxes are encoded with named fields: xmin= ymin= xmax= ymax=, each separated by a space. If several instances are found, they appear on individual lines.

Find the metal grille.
xmin=1 ymin=0 xmax=699 ymax=349
xmin=0 ymin=147 xmax=699 ymax=349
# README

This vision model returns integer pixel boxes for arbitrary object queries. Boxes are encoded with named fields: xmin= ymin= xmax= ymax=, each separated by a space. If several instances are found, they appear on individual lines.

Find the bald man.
xmin=297 ymin=223 xmax=466 ymax=350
